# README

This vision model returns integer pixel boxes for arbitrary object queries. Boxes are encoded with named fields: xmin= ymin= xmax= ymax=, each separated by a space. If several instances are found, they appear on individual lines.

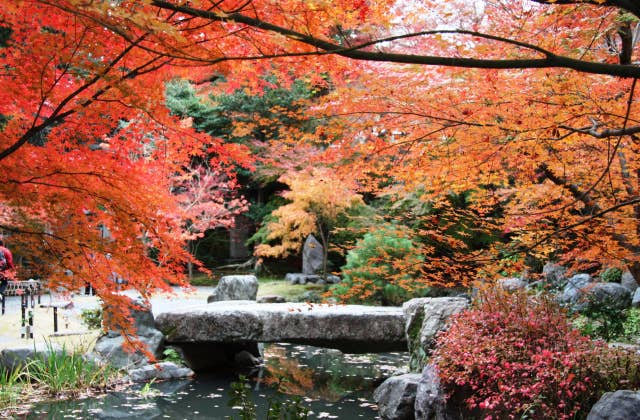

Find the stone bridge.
xmin=155 ymin=301 xmax=406 ymax=369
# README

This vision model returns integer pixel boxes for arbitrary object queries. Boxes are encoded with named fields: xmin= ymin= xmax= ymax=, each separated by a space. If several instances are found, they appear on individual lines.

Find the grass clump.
xmin=25 ymin=345 xmax=115 ymax=395
xmin=0 ymin=342 xmax=119 ymax=416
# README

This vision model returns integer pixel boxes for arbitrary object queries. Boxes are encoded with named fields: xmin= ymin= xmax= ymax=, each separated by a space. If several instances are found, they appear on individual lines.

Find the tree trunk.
xmin=187 ymin=240 xmax=194 ymax=280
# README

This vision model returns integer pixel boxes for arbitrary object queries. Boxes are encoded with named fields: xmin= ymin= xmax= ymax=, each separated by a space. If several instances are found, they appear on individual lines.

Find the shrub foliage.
xmin=332 ymin=224 xmax=426 ymax=305
xmin=432 ymin=288 xmax=640 ymax=419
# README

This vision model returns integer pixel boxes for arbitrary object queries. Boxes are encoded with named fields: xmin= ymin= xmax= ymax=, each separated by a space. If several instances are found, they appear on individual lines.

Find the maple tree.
xmin=174 ymin=163 xmax=248 ymax=277
xmin=0 ymin=1 xmax=253 ymax=349
xmin=254 ymin=167 xmax=363 ymax=279
xmin=1 ymin=0 xmax=639 ymax=348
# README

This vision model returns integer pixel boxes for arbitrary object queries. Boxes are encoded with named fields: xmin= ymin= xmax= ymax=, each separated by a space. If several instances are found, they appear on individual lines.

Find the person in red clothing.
xmin=0 ymin=239 xmax=15 ymax=296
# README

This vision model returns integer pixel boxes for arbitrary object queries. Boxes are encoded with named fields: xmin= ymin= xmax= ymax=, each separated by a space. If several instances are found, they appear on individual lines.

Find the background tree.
xmin=174 ymin=163 xmax=248 ymax=277
xmin=255 ymin=168 xmax=363 ymax=280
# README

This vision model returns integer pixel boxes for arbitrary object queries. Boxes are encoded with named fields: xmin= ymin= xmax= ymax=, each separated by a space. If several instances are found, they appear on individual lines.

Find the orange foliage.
xmin=2 ymin=0 xmax=640 ymax=350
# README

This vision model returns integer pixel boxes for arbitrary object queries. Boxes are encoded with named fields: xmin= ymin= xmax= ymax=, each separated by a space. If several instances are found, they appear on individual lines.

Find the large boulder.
xmin=207 ymin=275 xmax=258 ymax=303
xmin=633 ymin=288 xmax=640 ymax=308
xmin=587 ymin=390 xmax=640 ymax=420
xmin=93 ymin=302 xmax=164 ymax=369
xmin=403 ymin=297 xmax=468 ymax=371
xmin=579 ymin=282 xmax=632 ymax=312
xmin=542 ymin=262 xmax=568 ymax=288
xmin=0 ymin=344 xmax=62 ymax=373
xmin=497 ymin=277 xmax=527 ymax=291
xmin=373 ymin=373 xmax=421 ymax=420
xmin=414 ymin=364 xmax=468 ymax=420
xmin=621 ymin=271 xmax=638 ymax=293
xmin=414 ymin=364 xmax=446 ymax=420
xmin=302 ymin=234 xmax=324 ymax=275
xmin=558 ymin=274 xmax=593 ymax=306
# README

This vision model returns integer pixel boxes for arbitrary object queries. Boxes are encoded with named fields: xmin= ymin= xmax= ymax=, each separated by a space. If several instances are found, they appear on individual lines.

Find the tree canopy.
xmin=2 ymin=0 xmax=640 ymax=341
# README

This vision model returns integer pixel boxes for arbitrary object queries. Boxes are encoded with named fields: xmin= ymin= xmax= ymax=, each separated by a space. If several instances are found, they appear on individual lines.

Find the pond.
xmin=25 ymin=343 xmax=409 ymax=419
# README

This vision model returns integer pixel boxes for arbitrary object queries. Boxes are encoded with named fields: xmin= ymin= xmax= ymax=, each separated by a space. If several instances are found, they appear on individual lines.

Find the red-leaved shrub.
xmin=432 ymin=288 xmax=640 ymax=419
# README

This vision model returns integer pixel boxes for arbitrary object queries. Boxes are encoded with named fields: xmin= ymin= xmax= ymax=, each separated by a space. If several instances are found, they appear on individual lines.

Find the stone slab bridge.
xmin=155 ymin=301 xmax=406 ymax=369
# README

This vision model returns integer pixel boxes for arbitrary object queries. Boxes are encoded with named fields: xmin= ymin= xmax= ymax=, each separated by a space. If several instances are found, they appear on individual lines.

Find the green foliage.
xmin=0 ymin=366 xmax=25 ymax=410
xmin=80 ymin=308 xmax=103 ymax=330
xmin=25 ymin=343 xmax=116 ymax=395
xmin=139 ymin=379 xmax=159 ymax=398
xmin=229 ymin=375 xmax=257 ymax=420
xmin=165 ymin=76 xmax=320 ymax=149
xmin=600 ymin=267 xmax=623 ymax=283
xmin=575 ymin=307 xmax=640 ymax=343
xmin=333 ymin=224 xmax=426 ymax=305
xmin=162 ymin=347 xmax=185 ymax=366
xmin=623 ymin=307 xmax=640 ymax=339
xmin=578 ymin=297 xmax=628 ymax=341
xmin=189 ymin=273 xmax=214 ymax=286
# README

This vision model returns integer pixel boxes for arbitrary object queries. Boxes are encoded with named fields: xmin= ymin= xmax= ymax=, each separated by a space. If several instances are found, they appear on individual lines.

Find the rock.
xmin=542 ymin=262 xmax=567 ymax=287
xmin=286 ymin=273 xmax=340 ymax=285
xmin=156 ymin=301 xmax=406 ymax=355
xmin=622 ymin=271 xmax=639 ymax=293
xmin=126 ymin=361 xmax=194 ymax=382
xmin=295 ymin=290 xmax=322 ymax=303
xmin=257 ymin=294 xmax=286 ymax=303
xmin=207 ymin=275 xmax=258 ymax=303
xmin=373 ymin=373 xmax=421 ymax=420
xmin=0 ymin=344 xmax=62 ymax=373
xmin=558 ymin=274 xmax=593 ymax=305
xmin=234 ymin=350 xmax=262 ymax=367
xmin=93 ymin=302 xmax=165 ymax=369
xmin=403 ymin=297 xmax=468 ymax=370
xmin=414 ymin=365 xmax=469 ymax=420
xmin=633 ymin=288 xmax=640 ymax=308
xmin=302 ymin=234 xmax=324 ymax=275
xmin=587 ymin=390 xmax=640 ymax=420
xmin=414 ymin=365 xmax=446 ymax=420
xmin=580 ymin=282 xmax=632 ymax=312
xmin=497 ymin=277 xmax=527 ymax=291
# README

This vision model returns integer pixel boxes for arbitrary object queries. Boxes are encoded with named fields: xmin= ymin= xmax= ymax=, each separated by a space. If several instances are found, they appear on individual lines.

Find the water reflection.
xmin=26 ymin=343 xmax=408 ymax=419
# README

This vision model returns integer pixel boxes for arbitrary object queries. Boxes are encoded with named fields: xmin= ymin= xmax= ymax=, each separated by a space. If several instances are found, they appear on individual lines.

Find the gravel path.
xmin=0 ymin=286 xmax=215 ymax=350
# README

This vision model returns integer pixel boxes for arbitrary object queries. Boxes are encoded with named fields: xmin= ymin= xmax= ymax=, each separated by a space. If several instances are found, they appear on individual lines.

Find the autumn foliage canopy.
xmin=1 ymin=0 xmax=640 ymax=340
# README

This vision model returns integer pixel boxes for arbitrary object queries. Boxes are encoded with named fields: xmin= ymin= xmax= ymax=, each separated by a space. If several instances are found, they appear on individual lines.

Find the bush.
xmin=432 ymin=288 xmax=640 ymax=419
xmin=623 ymin=307 xmax=640 ymax=340
xmin=80 ymin=308 xmax=103 ymax=330
xmin=577 ymin=294 xmax=629 ymax=341
xmin=600 ymin=267 xmax=623 ymax=283
xmin=332 ymin=224 xmax=426 ymax=305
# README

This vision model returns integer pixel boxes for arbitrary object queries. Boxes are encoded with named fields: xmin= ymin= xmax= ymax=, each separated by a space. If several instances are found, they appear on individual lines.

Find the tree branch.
xmin=536 ymin=163 xmax=601 ymax=214
xmin=151 ymin=0 xmax=640 ymax=78
xmin=529 ymin=0 xmax=640 ymax=18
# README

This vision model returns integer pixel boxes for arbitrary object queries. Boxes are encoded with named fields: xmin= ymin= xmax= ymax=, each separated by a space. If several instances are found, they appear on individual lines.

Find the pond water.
xmin=25 ymin=343 xmax=409 ymax=419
